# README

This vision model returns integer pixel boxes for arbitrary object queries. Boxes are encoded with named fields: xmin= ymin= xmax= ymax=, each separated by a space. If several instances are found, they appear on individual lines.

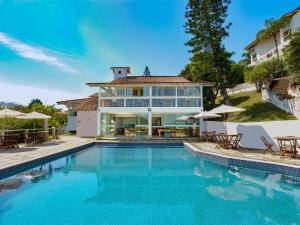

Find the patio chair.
xmin=260 ymin=136 xmax=274 ymax=155
xmin=2 ymin=135 xmax=21 ymax=149
xmin=277 ymin=138 xmax=297 ymax=158
xmin=231 ymin=133 xmax=243 ymax=149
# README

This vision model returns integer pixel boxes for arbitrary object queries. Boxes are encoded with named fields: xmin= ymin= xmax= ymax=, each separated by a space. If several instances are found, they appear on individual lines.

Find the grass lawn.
xmin=217 ymin=91 xmax=296 ymax=122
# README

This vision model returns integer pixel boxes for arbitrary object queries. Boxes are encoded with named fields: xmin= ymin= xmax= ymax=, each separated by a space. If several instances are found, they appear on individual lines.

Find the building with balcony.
xmin=245 ymin=7 xmax=300 ymax=66
xmin=58 ymin=66 xmax=211 ymax=138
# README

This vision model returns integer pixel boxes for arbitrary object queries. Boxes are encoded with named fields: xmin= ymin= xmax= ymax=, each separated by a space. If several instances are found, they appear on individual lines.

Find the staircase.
xmin=270 ymin=77 xmax=293 ymax=99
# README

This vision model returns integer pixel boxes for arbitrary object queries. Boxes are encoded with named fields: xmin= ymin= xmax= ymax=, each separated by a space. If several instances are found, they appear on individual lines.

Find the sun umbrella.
xmin=0 ymin=109 xmax=25 ymax=118
xmin=176 ymin=115 xmax=193 ymax=121
xmin=209 ymin=104 xmax=245 ymax=133
xmin=0 ymin=109 xmax=26 ymax=131
xmin=194 ymin=111 xmax=222 ymax=119
xmin=17 ymin=112 xmax=51 ymax=130
xmin=194 ymin=111 xmax=221 ymax=133
xmin=17 ymin=112 xmax=51 ymax=119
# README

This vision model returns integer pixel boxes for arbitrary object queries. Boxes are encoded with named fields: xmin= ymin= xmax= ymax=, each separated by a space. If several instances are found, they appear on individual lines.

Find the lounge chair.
xmin=260 ymin=136 xmax=274 ymax=155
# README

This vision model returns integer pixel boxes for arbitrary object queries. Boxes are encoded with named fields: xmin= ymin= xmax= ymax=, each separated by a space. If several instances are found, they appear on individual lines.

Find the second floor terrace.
xmin=87 ymin=75 xmax=212 ymax=109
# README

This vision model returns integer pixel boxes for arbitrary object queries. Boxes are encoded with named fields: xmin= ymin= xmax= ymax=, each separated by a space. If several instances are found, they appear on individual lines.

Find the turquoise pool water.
xmin=0 ymin=144 xmax=300 ymax=225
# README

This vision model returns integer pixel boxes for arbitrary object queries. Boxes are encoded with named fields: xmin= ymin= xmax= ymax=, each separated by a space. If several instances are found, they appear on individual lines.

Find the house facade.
xmin=59 ymin=67 xmax=210 ymax=138
xmin=245 ymin=7 xmax=300 ymax=66
xmin=88 ymin=67 xmax=210 ymax=138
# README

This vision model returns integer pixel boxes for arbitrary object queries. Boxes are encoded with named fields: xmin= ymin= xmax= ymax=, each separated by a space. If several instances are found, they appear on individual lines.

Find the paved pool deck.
xmin=189 ymin=142 xmax=300 ymax=168
xmin=0 ymin=136 xmax=94 ymax=171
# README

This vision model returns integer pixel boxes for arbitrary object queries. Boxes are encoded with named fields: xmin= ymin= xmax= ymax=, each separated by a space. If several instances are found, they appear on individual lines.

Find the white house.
xmin=59 ymin=67 xmax=211 ymax=138
xmin=245 ymin=7 xmax=300 ymax=66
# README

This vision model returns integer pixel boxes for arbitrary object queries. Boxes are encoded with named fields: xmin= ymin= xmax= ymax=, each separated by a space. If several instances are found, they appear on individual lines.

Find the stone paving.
xmin=190 ymin=142 xmax=300 ymax=168
xmin=0 ymin=136 xmax=93 ymax=170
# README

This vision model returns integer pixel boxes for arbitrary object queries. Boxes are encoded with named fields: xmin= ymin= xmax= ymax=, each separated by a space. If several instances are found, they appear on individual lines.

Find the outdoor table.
xmin=274 ymin=136 xmax=300 ymax=158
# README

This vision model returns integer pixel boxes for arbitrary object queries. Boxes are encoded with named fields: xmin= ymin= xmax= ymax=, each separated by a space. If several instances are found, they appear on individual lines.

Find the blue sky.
xmin=0 ymin=0 xmax=299 ymax=105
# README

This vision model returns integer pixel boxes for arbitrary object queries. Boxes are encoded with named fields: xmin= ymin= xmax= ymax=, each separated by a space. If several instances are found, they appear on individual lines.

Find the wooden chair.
xmin=2 ymin=135 xmax=20 ymax=149
xmin=277 ymin=138 xmax=297 ymax=158
xmin=231 ymin=133 xmax=243 ymax=149
xmin=260 ymin=136 xmax=274 ymax=155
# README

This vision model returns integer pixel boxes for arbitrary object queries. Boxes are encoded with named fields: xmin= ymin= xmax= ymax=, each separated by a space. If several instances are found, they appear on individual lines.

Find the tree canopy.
xmin=284 ymin=29 xmax=300 ymax=83
xmin=185 ymin=0 xmax=233 ymax=104
xmin=143 ymin=66 xmax=151 ymax=76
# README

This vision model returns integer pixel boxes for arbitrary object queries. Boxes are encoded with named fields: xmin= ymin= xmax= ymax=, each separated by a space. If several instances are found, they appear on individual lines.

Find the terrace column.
xmin=148 ymin=109 xmax=152 ymax=137
xmin=97 ymin=86 xmax=101 ymax=137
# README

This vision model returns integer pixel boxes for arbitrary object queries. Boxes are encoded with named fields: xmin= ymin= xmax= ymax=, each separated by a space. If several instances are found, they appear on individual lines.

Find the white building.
xmin=245 ymin=7 xmax=300 ymax=66
xmin=59 ymin=67 xmax=211 ymax=138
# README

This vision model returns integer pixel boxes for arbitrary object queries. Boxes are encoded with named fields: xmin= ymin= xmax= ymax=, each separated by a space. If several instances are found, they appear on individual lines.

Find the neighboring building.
xmin=58 ymin=66 xmax=211 ymax=138
xmin=245 ymin=7 xmax=300 ymax=66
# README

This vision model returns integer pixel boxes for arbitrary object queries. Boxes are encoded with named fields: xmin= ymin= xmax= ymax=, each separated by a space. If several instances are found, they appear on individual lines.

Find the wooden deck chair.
xmin=260 ymin=136 xmax=274 ymax=155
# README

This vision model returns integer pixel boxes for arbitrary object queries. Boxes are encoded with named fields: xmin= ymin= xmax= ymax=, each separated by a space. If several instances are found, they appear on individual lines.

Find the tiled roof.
xmin=73 ymin=97 xmax=98 ymax=111
xmin=109 ymin=76 xmax=191 ymax=84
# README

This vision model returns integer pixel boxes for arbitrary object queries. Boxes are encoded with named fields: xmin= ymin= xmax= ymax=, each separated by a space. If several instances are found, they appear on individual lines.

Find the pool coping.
xmin=184 ymin=142 xmax=300 ymax=177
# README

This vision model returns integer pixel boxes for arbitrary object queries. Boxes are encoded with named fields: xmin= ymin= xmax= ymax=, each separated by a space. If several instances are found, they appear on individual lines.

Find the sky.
xmin=0 ymin=0 xmax=299 ymax=106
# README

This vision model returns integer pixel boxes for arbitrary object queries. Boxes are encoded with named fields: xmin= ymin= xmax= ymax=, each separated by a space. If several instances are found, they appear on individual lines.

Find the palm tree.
xmin=256 ymin=18 xmax=290 ymax=59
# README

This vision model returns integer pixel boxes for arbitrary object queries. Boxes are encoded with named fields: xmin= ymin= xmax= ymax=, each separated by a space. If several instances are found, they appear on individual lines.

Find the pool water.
xmin=0 ymin=144 xmax=300 ymax=225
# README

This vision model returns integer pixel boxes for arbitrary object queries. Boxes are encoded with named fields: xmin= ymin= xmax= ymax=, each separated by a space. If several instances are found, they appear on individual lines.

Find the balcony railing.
xmin=100 ymin=97 xmax=202 ymax=108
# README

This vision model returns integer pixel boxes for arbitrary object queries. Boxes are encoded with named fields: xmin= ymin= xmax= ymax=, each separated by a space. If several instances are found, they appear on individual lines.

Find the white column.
xmin=148 ymin=110 xmax=152 ymax=137
xmin=97 ymin=86 xmax=101 ymax=136
xmin=200 ymin=86 xmax=203 ymax=108
xmin=175 ymin=86 xmax=178 ymax=107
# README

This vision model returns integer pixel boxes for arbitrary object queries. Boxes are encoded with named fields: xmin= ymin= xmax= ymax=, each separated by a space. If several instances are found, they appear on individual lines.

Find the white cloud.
xmin=0 ymin=82 xmax=85 ymax=107
xmin=0 ymin=32 xmax=77 ymax=73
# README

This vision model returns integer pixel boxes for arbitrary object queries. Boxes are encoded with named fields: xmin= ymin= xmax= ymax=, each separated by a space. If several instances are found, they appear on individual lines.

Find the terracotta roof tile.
xmin=110 ymin=76 xmax=191 ymax=84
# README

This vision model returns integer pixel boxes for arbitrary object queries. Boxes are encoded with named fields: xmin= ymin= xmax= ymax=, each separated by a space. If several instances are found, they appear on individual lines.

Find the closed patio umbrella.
xmin=209 ymin=104 xmax=245 ymax=133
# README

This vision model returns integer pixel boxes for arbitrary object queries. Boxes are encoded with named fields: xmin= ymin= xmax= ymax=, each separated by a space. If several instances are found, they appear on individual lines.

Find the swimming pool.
xmin=0 ymin=144 xmax=300 ymax=225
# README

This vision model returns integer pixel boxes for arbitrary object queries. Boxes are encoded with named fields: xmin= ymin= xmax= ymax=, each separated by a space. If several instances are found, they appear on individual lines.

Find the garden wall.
xmin=206 ymin=120 xmax=300 ymax=151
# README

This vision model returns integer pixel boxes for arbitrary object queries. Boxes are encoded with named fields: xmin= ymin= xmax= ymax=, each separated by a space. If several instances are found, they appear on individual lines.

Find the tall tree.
xmin=284 ymin=29 xmax=300 ymax=83
xmin=185 ymin=0 xmax=232 ymax=104
xmin=143 ymin=66 xmax=151 ymax=76
xmin=28 ymin=98 xmax=43 ymax=108
xmin=256 ymin=18 xmax=289 ymax=59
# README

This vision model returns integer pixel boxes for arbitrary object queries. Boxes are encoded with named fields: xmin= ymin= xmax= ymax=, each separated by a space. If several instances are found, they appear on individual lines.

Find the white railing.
xmin=263 ymin=89 xmax=295 ymax=114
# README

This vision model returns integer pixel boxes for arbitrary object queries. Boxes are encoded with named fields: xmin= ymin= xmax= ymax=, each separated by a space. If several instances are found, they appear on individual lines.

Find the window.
xmin=177 ymin=87 xmax=201 ymax=96
xmin=126 ymin=87 xmax=149 ymax=96
xmin=283 ymin=28 xmax=291 ymax=42
xmin=69 ymin=111 xmax=77 ymax=117
xmin=152 ymin=87 xmax=176 ymax=96
xmin=152 ymin=99 xmax=176 ymax=107
xmin=118 ymin=70 xmax=122 ymax=74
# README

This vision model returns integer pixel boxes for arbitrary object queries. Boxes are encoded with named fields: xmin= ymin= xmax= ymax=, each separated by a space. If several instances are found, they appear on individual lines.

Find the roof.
xmin=87 ymin=76 xmax=212 ymax=87
xmin=73 ymin=97 xmax=98 ymax=111
xmin=245 ymin=7 xmax=300 ymax=50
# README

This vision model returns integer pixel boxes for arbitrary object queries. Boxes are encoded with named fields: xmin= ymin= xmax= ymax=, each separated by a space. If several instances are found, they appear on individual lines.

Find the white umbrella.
xmin=209 ymin=104 xmax=245 ymax=114
xmin=194 ymin=111 xmax=222 ymax=119
xmin=0 ymin=109 xmax=25 ymax=118
xmin=194 ymin=111 xmax=221 ymax=133
xmin=18 ymin=112 xmax=51 ymax=130
xmin=17 ymin=112 xmax=51 ymax=119
xmin=176 ymin=115 xmax=193 ymax=121
xmin=209 ymin=104 xmax=245 ymax=133
xmin=0 ymin=109 xmax=25 ymax=131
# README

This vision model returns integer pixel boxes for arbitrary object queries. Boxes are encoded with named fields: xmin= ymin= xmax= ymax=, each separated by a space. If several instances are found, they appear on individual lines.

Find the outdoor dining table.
xmin=274 ymin=136 xmax=300 ymax=158
xmin=215 ymin=133 xmax=243 ymax=149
